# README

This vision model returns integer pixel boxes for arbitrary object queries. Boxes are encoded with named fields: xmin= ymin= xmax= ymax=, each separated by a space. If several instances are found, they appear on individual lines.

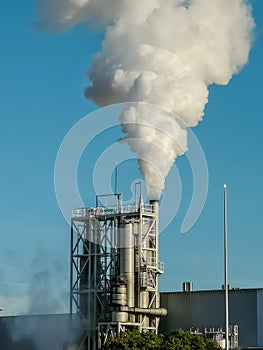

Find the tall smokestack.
xmin=150 ymin=200 xmax=159 ymax=215
xmin=149 ymin=199 xmax=160 ymax=313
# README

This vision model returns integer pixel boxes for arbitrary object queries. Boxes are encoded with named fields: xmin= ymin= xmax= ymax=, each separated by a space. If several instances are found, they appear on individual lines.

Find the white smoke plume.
xmin=36 ymin=0 xmax=254 ymax=198
xmin=120 ymin=103 xmax=187 ymax=199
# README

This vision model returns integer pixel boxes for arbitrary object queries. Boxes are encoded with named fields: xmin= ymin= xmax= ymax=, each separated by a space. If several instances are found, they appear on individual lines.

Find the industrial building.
xmin=1 ymin=288 xmax=263 ymax=349
xmin=0 ymin=287 xmax=262 ymax=349
xmin=1 ymin=187 xmax=263 ymax=349
xmin=70 ymin=187 xmax=166 ymax=349
xmin=160 ymin=287 xmax=263 ymax=349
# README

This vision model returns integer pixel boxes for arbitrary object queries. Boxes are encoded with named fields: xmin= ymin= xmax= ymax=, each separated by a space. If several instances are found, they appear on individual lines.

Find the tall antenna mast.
xmin=114 ymin=162 xmax=118 ymax=194
xmin=224 ymin=184 xmax=229 ymax=350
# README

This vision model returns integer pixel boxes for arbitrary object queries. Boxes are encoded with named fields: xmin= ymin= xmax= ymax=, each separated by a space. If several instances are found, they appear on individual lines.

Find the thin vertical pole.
xmin=224 ymin=184 xmax=229 ymax=350
xmin=115 ymin=162 xmax=118 ymax=194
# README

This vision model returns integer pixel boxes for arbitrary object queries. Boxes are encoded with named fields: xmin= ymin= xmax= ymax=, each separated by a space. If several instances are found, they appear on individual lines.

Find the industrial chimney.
xmin=183 ymin=282 xmax=193 ymax=292
xmin=70 ymin=186 xmax=166 ymax=349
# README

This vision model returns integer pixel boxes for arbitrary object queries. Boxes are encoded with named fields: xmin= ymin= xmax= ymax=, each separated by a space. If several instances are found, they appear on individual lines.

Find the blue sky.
xmin=0 ymin=0 xmax=263 ymax=316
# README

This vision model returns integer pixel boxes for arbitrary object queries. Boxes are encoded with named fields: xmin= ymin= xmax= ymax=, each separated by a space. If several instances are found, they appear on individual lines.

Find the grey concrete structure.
xmin=160 ymin=288 xmax=263 ymax=349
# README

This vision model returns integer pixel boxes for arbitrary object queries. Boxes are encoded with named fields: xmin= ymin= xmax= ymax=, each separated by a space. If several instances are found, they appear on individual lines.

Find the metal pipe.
xmin=149 ymin=200 xmax=160 ymax=310
xmin=121 ymin=306 xmax=167 ymax=317
xmin=121 ymin=223 xmax=134 ymax=307
xmin=224 ymin=184 xmax=229 ymax=350
xmin=150 ymin=200 xmax=159 ymax=214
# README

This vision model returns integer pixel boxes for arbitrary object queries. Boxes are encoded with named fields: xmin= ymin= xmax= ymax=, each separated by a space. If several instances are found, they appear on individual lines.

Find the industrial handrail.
xmin=138 ymin=257 xmax=164 ymax=273
xmin=72 ymin=203 xmax=155 ymax=218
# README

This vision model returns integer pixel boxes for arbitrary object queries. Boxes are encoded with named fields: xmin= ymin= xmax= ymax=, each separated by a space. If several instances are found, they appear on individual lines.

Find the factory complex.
xmin=1 ymin=188 xmax=262 ymax=350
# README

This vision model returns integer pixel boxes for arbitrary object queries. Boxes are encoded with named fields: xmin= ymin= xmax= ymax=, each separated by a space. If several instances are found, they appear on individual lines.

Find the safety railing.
xmin=72 ymin=203 xmax=155 ymax=218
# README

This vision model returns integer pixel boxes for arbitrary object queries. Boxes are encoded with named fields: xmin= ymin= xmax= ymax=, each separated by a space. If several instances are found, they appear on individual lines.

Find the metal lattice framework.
xmin=70 ymin=196 xmax=165 ymax=350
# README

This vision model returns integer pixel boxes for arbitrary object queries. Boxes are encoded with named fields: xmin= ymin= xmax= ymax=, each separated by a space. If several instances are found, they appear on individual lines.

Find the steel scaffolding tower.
xmin=70 ymin=191 xmax=166 ymax=350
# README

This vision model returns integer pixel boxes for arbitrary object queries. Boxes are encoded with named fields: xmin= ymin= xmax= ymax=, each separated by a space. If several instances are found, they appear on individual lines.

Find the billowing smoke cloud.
xmin=36 ymin=0 xmax=254 ymax=198
xmin=120 ymin=103 xmax=187 ymax=199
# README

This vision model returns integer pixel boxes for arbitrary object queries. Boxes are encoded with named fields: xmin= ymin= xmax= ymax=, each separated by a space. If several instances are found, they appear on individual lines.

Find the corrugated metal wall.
xmin=257 ymin=289 xmax=263 ymax=346
xmin=160 ymin=289 xmax=260 ymax=348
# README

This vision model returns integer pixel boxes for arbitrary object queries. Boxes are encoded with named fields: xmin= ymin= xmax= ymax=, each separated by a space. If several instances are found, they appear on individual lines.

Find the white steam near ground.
xmin=0 ymin=251 xmax=71 ymax=350
xmin=35 ymin=0 xmax=254 ymax=198
xmin=1 ymin=314 xmax=77 ymax=350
